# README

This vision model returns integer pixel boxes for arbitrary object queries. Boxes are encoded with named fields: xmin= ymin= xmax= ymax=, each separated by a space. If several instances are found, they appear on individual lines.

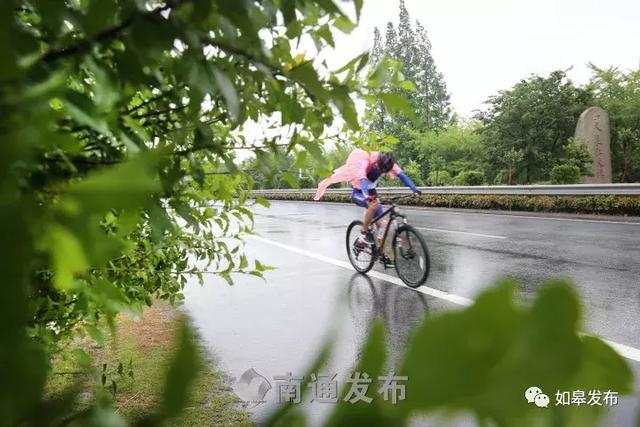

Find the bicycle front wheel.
xmin=393 ymin=224 xmax=430 ymax=287
xmin=346 ymin=220 xmax=376 ymax=274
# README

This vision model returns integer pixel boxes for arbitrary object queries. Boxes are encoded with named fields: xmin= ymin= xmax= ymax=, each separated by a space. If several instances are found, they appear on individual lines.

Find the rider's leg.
xmin=352 ymin=189 xmax=371 ymax=238
xmin=352 ymin=189 xmax=381 ymax=244
xmin=362 ymin=200 xmax=379 ymax=231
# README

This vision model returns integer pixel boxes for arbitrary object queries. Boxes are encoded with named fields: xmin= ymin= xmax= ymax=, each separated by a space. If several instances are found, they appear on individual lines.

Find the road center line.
xmin=417 ymin=227 xmax=507 ymax=239
xmin=247 ymin=234 xmax=640 ymax=363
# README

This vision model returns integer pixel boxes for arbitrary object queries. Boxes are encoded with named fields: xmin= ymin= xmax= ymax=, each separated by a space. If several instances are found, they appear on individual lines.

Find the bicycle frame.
xmin=370 ymin=197 xmax=410 ymax=256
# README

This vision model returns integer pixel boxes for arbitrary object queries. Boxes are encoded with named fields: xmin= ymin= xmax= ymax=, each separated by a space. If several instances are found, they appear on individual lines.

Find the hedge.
xmin=254 ymin=192 xmax=640 ymax=216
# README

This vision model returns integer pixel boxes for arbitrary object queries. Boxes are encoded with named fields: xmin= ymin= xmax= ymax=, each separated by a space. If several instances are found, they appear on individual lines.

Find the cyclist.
xmin=314 ymin=149 xmax=422 ymax=245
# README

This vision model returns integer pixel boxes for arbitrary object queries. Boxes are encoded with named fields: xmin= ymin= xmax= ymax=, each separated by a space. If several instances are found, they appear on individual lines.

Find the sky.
xmin=329 ymin=0 xmax=640 ymax=117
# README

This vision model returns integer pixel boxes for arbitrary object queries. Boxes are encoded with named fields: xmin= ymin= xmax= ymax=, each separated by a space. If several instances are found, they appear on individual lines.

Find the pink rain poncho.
xmin=314 ymin=149 xmax=402 ymax=200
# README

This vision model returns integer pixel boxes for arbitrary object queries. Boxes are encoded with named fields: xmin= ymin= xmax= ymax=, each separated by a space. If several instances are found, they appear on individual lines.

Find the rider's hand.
xmin=412 ymin=189 xmax=422 ymax=197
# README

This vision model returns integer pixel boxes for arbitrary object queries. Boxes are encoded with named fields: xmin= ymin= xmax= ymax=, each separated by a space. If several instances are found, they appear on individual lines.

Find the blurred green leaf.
xmin=281 ymin=171 xmax=300 ymax=189
xmin=45 ymin=225 xmax=88 ymax=290
xmin=326 ymin=319 xmax=390 ymax=427
xmin=212 ymin=67 xmax=240 ymax=122
xmin=380 ymin=92 xmax=416 ymax=121
xmin=62 ymin=153 xmax=160 ymax=214
xmin=288 ymin=62 xmax=328 ymax=101
xmin=160 ymin=319 xmax=200 ymax=419
xmin=255 ymin=196 xmax=271 ymax=208
xmin=334 ymin=16 xmax=356 ymax=34
xmin=332 ymin=86 xmax=359 ymax=130
xmin=63 ymin=91 xmax=111 ymax=136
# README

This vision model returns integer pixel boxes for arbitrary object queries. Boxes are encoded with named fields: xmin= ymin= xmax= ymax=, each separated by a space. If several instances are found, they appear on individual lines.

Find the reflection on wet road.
xmin=183 ymin=201 xmax=640 ymax=426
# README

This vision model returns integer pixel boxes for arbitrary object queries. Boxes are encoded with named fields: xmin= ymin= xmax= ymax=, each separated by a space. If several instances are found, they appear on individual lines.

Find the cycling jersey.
xmin=314 ymin=149 xmax=418 ymax=201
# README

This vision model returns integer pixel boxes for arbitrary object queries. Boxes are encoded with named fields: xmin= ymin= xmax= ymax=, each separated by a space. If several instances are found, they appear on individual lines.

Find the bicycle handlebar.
xmin=378 ymin=194 xmax=417 ymax=205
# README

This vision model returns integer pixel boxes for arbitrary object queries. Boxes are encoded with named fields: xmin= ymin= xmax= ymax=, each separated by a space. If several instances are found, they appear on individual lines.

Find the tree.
xmin=500 ymin=148 xmax=524 ymax=185
xmin=428 ymin=154 xmax=446 ymax=185
xmin=588 ymin=65 xmax=640 ymax=182
xmin=476 ymin=71 xmax=592 ymax=183
xmin=1 ymin=0 xmax=379 ymax=423
xmin=367 ymin=0 xmax=452 ymax=135
xmin=392 ymin=123 xmax=486 ymax=184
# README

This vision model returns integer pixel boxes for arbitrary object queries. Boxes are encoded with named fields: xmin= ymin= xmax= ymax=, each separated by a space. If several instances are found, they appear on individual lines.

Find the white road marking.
xmin=599 ymin=339 xmax=640 ymax=363
xmin=247 ymin=234 xmax=640 ymax=363
xmin=417 ymin=227 xmax=507 ymax=240
xmin=248 ymin=235 xmax=473 ymax=307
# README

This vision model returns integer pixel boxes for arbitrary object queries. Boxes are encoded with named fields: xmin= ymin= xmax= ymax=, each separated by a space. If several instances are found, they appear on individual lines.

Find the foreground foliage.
xmin=1 ymin=0 xmax=404 ymax=424
xmin=267 ymin=279 xmax=633 ymax=426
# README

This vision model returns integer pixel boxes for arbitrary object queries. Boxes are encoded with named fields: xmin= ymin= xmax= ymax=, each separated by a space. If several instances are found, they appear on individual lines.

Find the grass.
xmin=45 ymin=303 xmax=253 ymax=426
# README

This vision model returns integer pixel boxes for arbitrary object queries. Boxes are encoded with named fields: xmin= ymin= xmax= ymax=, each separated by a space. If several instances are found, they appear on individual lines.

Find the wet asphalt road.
xmin=183 ymin=200 xmax=640 ymax=426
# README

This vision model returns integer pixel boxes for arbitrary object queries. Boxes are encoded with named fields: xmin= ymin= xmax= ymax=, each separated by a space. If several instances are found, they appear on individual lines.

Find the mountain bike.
xmin=346 ymin=195 xmax=430 ymax=288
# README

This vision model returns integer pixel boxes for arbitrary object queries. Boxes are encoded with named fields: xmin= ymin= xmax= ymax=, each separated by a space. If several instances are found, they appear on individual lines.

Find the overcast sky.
xmin=329 ymin=0 xmax=640 ymax=117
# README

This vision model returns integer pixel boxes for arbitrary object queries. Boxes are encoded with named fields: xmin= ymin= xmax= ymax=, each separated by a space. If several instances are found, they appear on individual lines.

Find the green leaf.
xmin=87 ymin=58 xmax=120 ymax=112
xmin=313 ymin=0 xmax=342 ymax=15
xmin=281 ymin=171 xmax=299 ymax=189
xmin=161 ymin=320 xmax=200 ymax=419
xmin=83 ymin=0 xmax=119 ymax=37
xmin=392 ymin=279 xmax=633 ymax=425
xmin=74 ymin=349 xmax=92 ymax=369
xmin=239 ymin=254 xmax=248 ymax=270
xmin=45 ymin=225 xmax=88 ymax=290
xmin=326 ymin=319 xmax=388 ymax=427
xmin=353 ymin=0 xmax=363 ymax=21
xmin=212 ymin=67 xmax=240 ymax=122
xmin=287 ymin=62 xmax=328 ymax=101
xmin=380 ymin=92 xmax=416 ymax=121
xmin=219 ymin=272 xmax=233 ymax=286
xmin=63 ymin=153 xmax=160 ymax=214
xmin=31 ymin=0 xmax=67 ymax=35
xmin=255 ymin=196 xmax=270 ymax=208
xmin=254 ymin=259 xmax=274 ymax=272
xmin=316 ymin=24 xmax=335 ymax=47
xmin=367 ymin=57 xmax=391 ymax=88
xmin=355 ymin=52 xmax=370 ymax=73
xmin=399 ymin=80 xmax=416 ymax=92
xmin=86 ymin=324 xmax=104 ymax=344
xmin=334 ymin=16 xmax=356 ymax=34
xmin=264 ymin=333 xmax=335 ymax=426
xmin=280 ymin=0 xmax=296 ymax=25
xmin=63 ymin=92 xmax=111 ymax=136
xmin=332 ymin=86 xmax=359 ymax=130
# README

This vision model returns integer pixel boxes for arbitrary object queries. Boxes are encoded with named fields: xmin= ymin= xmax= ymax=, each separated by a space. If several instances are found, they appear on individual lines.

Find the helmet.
xmin=377 ymin=152 xmax=395 ymax=173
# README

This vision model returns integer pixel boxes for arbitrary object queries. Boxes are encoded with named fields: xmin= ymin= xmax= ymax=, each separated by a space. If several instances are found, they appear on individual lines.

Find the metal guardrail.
xmin=252 ymin=184 xmax=640 ymax=196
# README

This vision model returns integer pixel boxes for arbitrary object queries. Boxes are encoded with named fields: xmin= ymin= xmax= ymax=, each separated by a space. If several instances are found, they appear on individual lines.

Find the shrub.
xmin=550 ymin=164 xmax=581 ymax=184
xmin=454 ymin=170 xmax=486 ymax=186
xmin=427 ymin=170 xmax=453 ymax=186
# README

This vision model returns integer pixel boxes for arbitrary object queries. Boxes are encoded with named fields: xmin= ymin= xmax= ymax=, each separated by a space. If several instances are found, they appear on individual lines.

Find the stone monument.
xmin=574 ymin=106 xmax=612 ymax=183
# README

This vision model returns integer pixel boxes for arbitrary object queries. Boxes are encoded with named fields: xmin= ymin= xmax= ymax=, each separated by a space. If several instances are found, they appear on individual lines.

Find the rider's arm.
xmin=359 ymin=178 xmax=370 ymax=197
xmin=398 ymin=171 xmax=418 ymax=192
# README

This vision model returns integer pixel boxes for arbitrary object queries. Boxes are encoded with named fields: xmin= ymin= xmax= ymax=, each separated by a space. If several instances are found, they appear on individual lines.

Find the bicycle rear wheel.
xmin=346 ymin=220 xmax=376 ymax=273
xmin=393 ymin=224 xmax=430 ymax=287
